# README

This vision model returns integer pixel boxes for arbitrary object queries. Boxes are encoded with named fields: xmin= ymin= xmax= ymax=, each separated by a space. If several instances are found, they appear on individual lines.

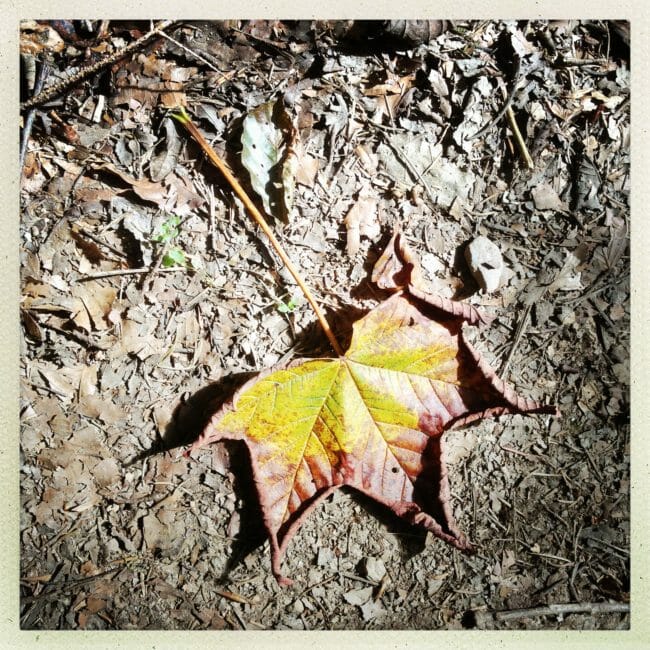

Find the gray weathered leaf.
xmin=241 ymin=99 xmax=297 ymax=221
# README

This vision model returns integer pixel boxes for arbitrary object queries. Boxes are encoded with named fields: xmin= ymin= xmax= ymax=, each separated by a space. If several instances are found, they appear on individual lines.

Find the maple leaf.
xmin=187 ymin=234 xmax=558 ymax=586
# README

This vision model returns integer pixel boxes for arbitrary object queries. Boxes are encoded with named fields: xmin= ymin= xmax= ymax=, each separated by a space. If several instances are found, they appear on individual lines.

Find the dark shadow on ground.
xmin=126 ymin=371 xmax=255 ymax=465
xmin=216 ymin=440 xmax=269 ymax=584
xmin=345 ymin=489 xmax=429 ymax=560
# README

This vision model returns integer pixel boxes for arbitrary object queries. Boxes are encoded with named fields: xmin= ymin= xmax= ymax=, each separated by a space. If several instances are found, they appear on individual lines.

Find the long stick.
xmin=472 ymin=601 xmax=629 ymax=628
xmin=172 ymin=108 xmax=344 ymax=357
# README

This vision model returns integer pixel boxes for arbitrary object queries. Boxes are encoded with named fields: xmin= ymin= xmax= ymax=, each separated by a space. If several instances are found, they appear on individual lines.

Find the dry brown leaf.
xmin=37 ymin=365 xmax=76 ymax=400
xmin=71 ymin=228 xmax=105 ymax=265
xmin=71 ymin=283 xmax=117 ymax=331
xmin=20 ymin=20 xmax=64 ymax=55
xmin=86 ymin=597 xmax=107 ymax=614
xmin=73 ymin=184 xmax=122 ymax=204
xmin=294 ymin=147 xmax=320 ymax=187
xmin=79 ymin=365 xmax=98 ymax=398
xmin=153 ymin=404 xmax=173 ymax=434
xmin=142 ymin=512 xmax=179 ymax=551
xmin=21 ymin=309 xmax=43 ymax=341
xmin=70 ymin=297 xmax=92 ymax=332
xmin=33 ymin=488 xmax=65 ymax=527
xmin=92 ymin=163 xmax=168 ymax=207
xmin=23 ymin=280 xmax=53 ymax=301
xmin=531 ymin=183 xmax=567 ymax=211
xmin=354 ymin=145 xmax=379 ymax=175
xmin=91 ymin=458 xmax=121 ymax=487
xmin=150 ymin=118 xmax=182 ymax=182
xmin=116 ymin=319 xmax=162 ymax=359
xmin=69 ymin=427 xmax=104 ymax=455
xmin=166 ymin=172 xmax=205 ymax=215
xmin=78 ymin=395 xmax=125 ymax=424
xmin=364 ymin=73 xmax=416 ymax=97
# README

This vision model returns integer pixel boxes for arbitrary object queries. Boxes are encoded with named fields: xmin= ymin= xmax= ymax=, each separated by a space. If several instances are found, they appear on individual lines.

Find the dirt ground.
xmin=19 ymin=19 xmax=630 ymax=630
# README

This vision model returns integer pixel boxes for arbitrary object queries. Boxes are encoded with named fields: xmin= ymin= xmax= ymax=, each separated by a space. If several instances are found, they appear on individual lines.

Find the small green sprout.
xmin=278 ymin=297 xmax=299 ymax=314
xmin=152 ymin=215 xmax=187 ymax=267
xmin=153 ymin=215 xmax=182 ymax=244
xmin=162 ymin=247 xmax=186 ymax=268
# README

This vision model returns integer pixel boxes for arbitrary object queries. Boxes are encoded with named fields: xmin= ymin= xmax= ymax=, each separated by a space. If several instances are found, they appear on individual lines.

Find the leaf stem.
xmin=172 ymin=108 xmax=344 ymax=356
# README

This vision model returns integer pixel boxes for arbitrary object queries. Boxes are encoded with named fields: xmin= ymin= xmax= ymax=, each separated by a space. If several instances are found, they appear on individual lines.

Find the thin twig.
xmin=21 ymin=20 xmax=177 ymax=111
xmin=500 ymin=302 xmax=532 ymax=377
xmin=582 ymin=535 xmax=629 ymax=558
xmin=467 ymin=82 xmax=516 ymax=141
xmin=74 ymin=226 xmax=128 ymax=259
xmin=214 ymin=587 xmax=252 ymax=605
xmin=297 ymin=574 xmax=337 ymax=598
xmin=154 ymin=29 xmax=222 ymax=73
xmin=40 ymin=320 xmax=110 ymax=351
xmin=172 ymin=108 xmax=344 ymax=356
xmin=495 ymin=601 xmax=629 ymax=622
xmin=506 ymin=106 xmax=534 ymax=170
xmin=472 ymin=601 xmax=630 ymax=628
xmin=21 ymin=565 xmax=125 ymax=604
xmin=231 ymin=605 xmax=248 ymax=630
xmin=553 ymin=56 xmax=609 ymax=68
xmin=77 ymin=266 xmax=187 ymax=281
xmin=466 ymin=57 xmax=521 ymax=141
xmin=340 ymin=572 xmax=378 ymax=586
xmin=373 ymin=126 xmax=438 ymax=207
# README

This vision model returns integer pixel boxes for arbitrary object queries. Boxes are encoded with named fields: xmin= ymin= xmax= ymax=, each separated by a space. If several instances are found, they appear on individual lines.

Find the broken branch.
xmin=473 ymin=601 xmax=629 ymax=628
xmin=20 ymin=20 xmax=178 ymax=111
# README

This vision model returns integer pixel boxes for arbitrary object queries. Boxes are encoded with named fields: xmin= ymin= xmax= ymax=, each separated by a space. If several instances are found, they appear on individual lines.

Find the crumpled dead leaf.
xmin=150 ymin=117 xmax=181 ymax=182
xmin=92 ymin=163 xmax=168 ymax=208
xmin=71 ymin=282 xmax=117 ymax=332
xmin=344 ymin=195 xmax=380 ymax=256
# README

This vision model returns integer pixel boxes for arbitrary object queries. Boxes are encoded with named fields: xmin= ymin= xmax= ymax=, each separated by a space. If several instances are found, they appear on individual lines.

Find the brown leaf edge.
xmin=186 ymin=295 xmax=559 ymax=586
xmin=185 ymin=360 xmax=329 ymax=586
xmin=372 ymin=230 xmax=493 ymax=326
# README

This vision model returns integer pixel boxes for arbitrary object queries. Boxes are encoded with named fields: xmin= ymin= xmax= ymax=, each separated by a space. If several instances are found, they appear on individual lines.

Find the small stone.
xmin=363 ymin=557 xmax=386 ymax=582
xmin=531 ymin=182 xmax=566 ymax=211
xmin=343 ymin=586 xmax=373 ymax=606
xmin=465 ymin=236 xmax=504 ymax=293
xmin=316 ymin=546 xmax=335 ymax=567
xmin=360 ymin=599 xmax=385 ymax=621
xmin=292 ymin=599 xmax=305 ymax=615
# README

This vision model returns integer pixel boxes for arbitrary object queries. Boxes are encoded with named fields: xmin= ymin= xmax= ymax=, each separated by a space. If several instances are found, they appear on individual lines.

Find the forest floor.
xmin=19 ymin=19 xmax=630 ymax=630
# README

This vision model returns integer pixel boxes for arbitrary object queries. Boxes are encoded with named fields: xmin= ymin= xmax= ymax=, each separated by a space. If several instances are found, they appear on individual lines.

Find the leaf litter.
xmin=19 ymin=19 xmax=629 ymax=631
